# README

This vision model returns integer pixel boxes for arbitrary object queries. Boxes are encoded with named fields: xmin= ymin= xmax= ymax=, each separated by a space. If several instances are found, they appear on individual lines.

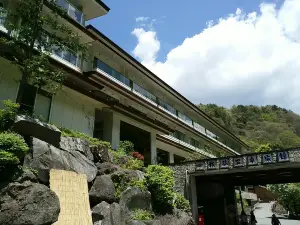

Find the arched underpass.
xmin=169 ymin=147 xmax=300 ymax=225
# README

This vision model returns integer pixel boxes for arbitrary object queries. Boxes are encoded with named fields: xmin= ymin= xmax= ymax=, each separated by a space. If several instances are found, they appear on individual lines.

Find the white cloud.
xmin=135 ymin=17 xmax=150 ymax=22
xmin=131 ymin=0 xmax=300 ymax=113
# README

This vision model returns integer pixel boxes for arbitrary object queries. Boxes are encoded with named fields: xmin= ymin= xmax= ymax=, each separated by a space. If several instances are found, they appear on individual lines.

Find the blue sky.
xmin=89 ymin=0 xmax=281 ymax=61
xmin=88 ymin=0 xmax=300 ymax=113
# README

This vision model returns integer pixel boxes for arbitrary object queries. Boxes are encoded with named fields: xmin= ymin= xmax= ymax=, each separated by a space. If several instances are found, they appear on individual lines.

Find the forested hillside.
xmin=198 ymin=104 xmax=300 ymax=152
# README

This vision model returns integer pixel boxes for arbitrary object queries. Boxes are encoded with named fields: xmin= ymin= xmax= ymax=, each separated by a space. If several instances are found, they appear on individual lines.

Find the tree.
xmin=268 ymin=184 xmax=300 ymax=215
xmin=1 ymin=0 xmax=87 ymax=109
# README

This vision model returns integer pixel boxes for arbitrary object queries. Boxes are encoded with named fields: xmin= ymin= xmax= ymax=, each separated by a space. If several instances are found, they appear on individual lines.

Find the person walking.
xmin=250 ymin=211 xmax=257 ymax=225
xmin=271 ymin=214 xmax=281 ymax=225
xmin=241 ymin=211 xmax=248 ymax=225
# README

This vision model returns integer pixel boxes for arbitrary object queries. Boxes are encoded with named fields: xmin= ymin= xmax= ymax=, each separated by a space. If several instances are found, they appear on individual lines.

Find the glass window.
xmin=174 ymin=154 xmax=185 ymax=164
xmin=0 ymin=4 xmax=7 ymax=26
xmin=19 ymin=83 xmax=37 ymax=114
xmin=190 ymin=138 xmax=200 ymax=148
xmin=56 ymin=0 xmax=68 ymax=11
xmin=157 ymin=149 xmax=169 ymax=165
xmin=194 ymin=122 xmax=206 ymax=133
xmin=172 ymin=130 xmax=185 ymax=141
xmin=34 ymin=90 xmax=52 ymax=122
xmin=158 ymin=99 xmax=176 ymax=115
xmin=178 ymin=112 xmax=193 ymax=125
xmin=94 ymin=58 xmax=130 ymax=87
xmin=133 ymin=83 xmax=156 ymax=102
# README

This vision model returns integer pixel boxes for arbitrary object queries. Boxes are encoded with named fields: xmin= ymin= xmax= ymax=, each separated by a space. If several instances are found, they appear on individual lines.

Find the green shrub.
xmin=123 ymin=158 xmax=144 ymax=170
xmin=111 ymin=172 xmax=146 ymax=200
xmin=131 ymin=209 xmax=154 ymax=221
xmin=0 ymin=132 xmax=29 ymax=165
xmin=0 ymin=100 xmax=19 ymax=131
xmin=174 ymin=193 xmax=191 ymax=212
xmin=118 ymin=141 xmax=135 ymax=154
xmin=145 ymin=165 xmax=175 ymax=214
xmin=60 ymin=126 xmax=110 ymax=147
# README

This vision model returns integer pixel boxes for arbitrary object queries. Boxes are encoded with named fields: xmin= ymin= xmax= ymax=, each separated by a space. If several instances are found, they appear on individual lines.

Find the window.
xmin=94 ymin=58 xmax=130 ymax=87
xmin=190 ymin=138 xmax=200 ymax=149
xmin=174 ymin=154 xmax=185 ymax=164
xmin=158 ymin=99 xmax=176 ymax=115
xmin=157 ymin=149 xmax=169 ymax=165
xmin=34 ymin=90 xmax=52 ymax=122
xmin=133 ymin=83 xmax=157 ymax=103
xmin=178 ymin=112 xmax=193 ymax=126
xmin=172 ymin=130 xmax=185 ymax=141
xmin=18 ymin=84 xmax=52 ymax=122
xmin=19 ymin=83 xmax=37 ymax=114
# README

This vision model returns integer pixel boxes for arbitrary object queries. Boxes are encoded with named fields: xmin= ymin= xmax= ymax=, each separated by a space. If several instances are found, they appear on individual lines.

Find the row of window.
xmin=93 ymin=57 xmax=231 ymax=149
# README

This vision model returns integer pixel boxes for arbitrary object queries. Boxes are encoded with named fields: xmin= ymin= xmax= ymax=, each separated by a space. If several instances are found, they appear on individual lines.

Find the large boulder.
xmin=14 ymin=115 xmax=61 ymax=146
xmin=24 ymin=138 xmax=97 ymax=183
xmin=92 ymin=202 xmax=125 ymax=225
xmin=111 ymin=169 xmax=145 ymax=183
xmin=60 ymin=136 xmax=94 ymax=161
xmin=0 ymin=181 xmax=60 ymax=225
xmin=97 ymin=162 xmax=121 ymax=175
xmin=173 ymin=209 xmax=195 ymax=225
xmin=89 ymin=175 xmax=116 ymax=205
xmin=14 ymin=168 xmax=38 ymax=183
xmin=90 ymin=145 xmax=113 ymax=163
xmin=119 ymin=187 xmax=152 ymax=218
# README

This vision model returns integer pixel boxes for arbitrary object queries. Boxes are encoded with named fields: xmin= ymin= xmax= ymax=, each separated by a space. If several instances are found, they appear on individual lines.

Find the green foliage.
xmin=118 ymin=141 xmax=135 ymax=154
xmin=60 ymin=126 xmax=109 ymax=146
xmin=123 ymin=158 xmax=144 ymax=170
xmin=0 ymin=132 xmax=29 ymax=165
xmin=5 ymin=0 xmax=87 ymax=95
xmin=199 ymin=104 xmax=300 ymax=151
xmin=236 ymin=192 xmax=248 ymax=214
xmin=145 ymin=165 xmax=175 ymax=214
xmin=255 ymin=143 xmax=272 ymax=153
xmin=174 ymin=193 xmax=191 ymax=212
xmin=131 ymin=209 xmax=154 ymax=221
xmin=268 ymin=184 xmax=300 ymax=215
xmin=111 ymin=172 xmax=146 ymax=200
xmin=0 ymin=100 xmax=19 ymax=131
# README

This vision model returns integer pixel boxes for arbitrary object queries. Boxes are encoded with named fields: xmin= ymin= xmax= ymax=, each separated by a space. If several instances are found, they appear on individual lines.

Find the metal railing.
xmin=55 ymin=0 xmax=84 ymax=25
xmin=160 ymin=134 xmax=216 ymax=158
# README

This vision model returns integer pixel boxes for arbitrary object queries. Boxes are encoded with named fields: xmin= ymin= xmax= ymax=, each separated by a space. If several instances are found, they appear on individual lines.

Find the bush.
xmin=131 ymin=209 xmax=154 ymax=221
xmin=0 ymin=132 xmax=29 ymax=165
xmin=0 ymin=100 xmax=19 ymax=131
xmin=111 ymin=172 xmax=146 ymax=200
xmin=118 ymin=141 xmax=135 ymax=154
xmin=145 ymin=165 xmax=175 ymax=214
xmin=123 ymin=158 xmax=144 ymax=170
xmin=60 ymin=126 xmax=110 ymax=146
xmin=174 ymin=193 xmax=191 ymax=212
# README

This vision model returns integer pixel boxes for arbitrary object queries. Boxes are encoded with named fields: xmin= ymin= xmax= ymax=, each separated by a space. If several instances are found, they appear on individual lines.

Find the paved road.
xmin=254 ymin=202 xmax=300 ymax=225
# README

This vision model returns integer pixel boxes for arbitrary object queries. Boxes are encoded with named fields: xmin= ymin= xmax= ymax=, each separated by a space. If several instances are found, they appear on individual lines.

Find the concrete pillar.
xmin=102 ymin=110 xmax=120 ymax=150
xmin=190 ymin=176 xmax=198 ymax=223
xmin=169 ymin=152 xmax=174 ymax=164
xmin=150 ymin=132 xmax=157 ymax=164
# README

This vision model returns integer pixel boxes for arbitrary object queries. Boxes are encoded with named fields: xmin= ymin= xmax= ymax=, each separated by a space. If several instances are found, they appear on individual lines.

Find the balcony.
xmin=55 ymin=0 xmax=84 ymax=25
xmin=0 ymin=6 xmax=8 ymax=33
xmin=93 ymin=58 xmax=240 ymax=155
xmin=51 ymin=46 xmax=81 ymax=70
xmin=159 ymin=134 xmax=216 ymax=159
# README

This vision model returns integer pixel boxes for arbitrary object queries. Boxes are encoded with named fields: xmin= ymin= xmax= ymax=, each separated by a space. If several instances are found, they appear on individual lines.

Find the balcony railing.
xmin=160 ymin=134 xmax=216 ymax=158
xmin=52 ymin=46 xmax=81 ymax=68
xmin=0 ymin=6 xmax=7 ymax=29
xmin=93 ymin=57 xmax=241 ymax=155
xmin=55 ymin=0 xmax=84 ymax=25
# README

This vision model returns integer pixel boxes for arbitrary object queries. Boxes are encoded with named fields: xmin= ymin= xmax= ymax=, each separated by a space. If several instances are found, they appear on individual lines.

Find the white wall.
xmin=0 ymin=58 xmax=21 ymax=108
xmin=50 ymin=86 xmax=101 ymax=137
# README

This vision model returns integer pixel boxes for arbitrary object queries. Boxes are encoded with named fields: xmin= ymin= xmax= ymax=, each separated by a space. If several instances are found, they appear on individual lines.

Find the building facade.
xmin=0 ymin=0 xmax=248 ymax=165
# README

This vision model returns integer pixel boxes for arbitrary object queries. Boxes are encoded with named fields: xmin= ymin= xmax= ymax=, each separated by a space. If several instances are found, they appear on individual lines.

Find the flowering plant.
xmin=131 ymin=151 xmax=144 ymax=161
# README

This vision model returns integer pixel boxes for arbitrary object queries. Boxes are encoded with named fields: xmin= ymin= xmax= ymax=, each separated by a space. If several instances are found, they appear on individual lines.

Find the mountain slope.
xmin=199 ymin=104 xmax=300 ymax=151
